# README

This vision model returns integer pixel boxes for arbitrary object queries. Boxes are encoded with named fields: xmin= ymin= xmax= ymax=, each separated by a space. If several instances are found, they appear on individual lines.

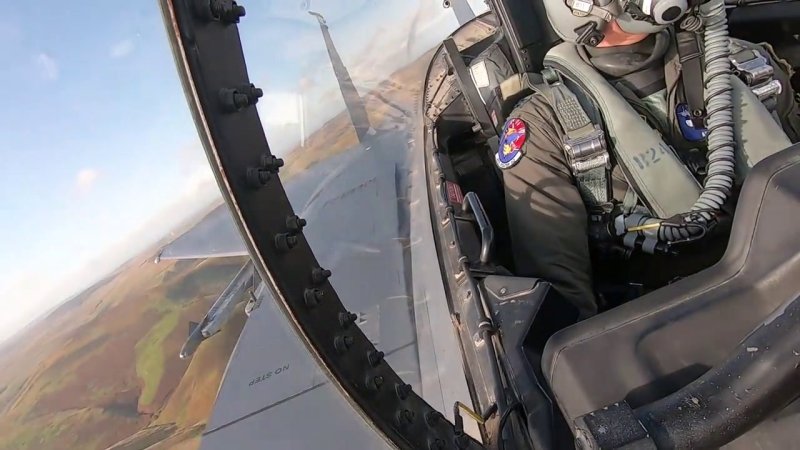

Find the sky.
xmin=0 ymin=0 xmax=487 ymax=343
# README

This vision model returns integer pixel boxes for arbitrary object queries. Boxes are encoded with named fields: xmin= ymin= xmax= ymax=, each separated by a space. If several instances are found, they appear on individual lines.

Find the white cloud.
xmin=75 ymin=168 xmax=100 ymax=194
xmin=34 ymin=53 xmax=59 ymax=80
xmin=109 ymin=39 xmax=135 ymax=59
xmin=181 ymin=164 xmax=217 ymax=197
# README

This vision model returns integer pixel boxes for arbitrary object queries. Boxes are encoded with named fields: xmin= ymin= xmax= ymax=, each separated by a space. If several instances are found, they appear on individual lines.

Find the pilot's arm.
xmin=496 ymin=94 xmax=598 ymax=319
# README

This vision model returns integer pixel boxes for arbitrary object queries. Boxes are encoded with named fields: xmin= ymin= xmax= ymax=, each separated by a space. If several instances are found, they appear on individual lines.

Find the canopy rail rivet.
xmin=367 ymin=375 xmax=385 ymax=391
xmin=311 ymin=267 xmax=332 ymax=285
xmin=286 ymin=215 xmax=307 ymax=233
xmin=396 ymin=383 xmax=413 ymax=400
xmin=396 ymin=409 xmax=414 ymax=427
xmin=274 ymin=233 xmax=298 ymax=252
xmin=338 ymin=311 xmax=358 ymax=328
xmin=219 ymin=84 xmax=262 ymax=112
xmin=245 ymin=167 xmax=271 ymax=188
xmin=334 ymin=335 xmax=354 ymax=353
xmin=260 ymin=154 xmax=284 ymax=172
xmin=194 ymin=0 xmax=246 ymax=23
xmin=303 ymin=288 xmax=324 ymax=307
xmin=367 ymin=350 xmax=385 ymax=367
xmin=246 ymin=154 xmax=283 ymax=188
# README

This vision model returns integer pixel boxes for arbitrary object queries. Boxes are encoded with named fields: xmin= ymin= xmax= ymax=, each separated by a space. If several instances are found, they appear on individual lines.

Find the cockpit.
xmin=424 ymin=1 xmax=800 ymax=447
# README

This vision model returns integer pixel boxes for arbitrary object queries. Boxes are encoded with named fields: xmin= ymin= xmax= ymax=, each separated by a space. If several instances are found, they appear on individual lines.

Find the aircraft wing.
xmin=157 ymin=203 xmax=247 ymax=261
xmin=200 ymin=130 xmax=477 ymax=449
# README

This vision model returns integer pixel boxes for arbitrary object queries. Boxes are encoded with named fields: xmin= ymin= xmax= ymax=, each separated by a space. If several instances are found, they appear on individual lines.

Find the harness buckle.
xmin=730 ymin=50 xmax=774 ymax=86
xmin=563 ymin=127 xmax=609 ymax=173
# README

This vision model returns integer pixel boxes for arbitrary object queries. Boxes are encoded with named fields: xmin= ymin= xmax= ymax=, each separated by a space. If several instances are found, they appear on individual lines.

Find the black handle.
xmin=463 ymin=192 xmax=494 ymax=264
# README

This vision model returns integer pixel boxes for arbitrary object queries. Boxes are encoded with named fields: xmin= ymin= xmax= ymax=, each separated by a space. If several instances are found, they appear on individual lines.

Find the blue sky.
xmin=0 ymin=0 xmax=486 ymax=342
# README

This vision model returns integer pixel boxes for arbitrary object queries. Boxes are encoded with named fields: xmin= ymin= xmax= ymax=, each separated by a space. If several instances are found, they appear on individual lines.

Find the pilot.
xmin=494 ymin=0 xmax=800 ymax=319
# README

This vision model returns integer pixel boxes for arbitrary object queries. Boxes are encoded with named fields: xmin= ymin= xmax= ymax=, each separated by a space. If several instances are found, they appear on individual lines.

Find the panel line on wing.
xmin=203 ymin=340 xmax=417 ymax=437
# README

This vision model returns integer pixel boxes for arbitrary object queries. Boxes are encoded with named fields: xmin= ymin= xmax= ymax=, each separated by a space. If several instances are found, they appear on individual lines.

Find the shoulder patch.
xmin=495 ymin=117 xmax=526 ymax=169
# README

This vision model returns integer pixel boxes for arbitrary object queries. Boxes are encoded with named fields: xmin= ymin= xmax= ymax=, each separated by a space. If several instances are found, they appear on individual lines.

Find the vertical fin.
xmin=188 ymin=321 xmax=201 ymax=337
xmin=309 ymin=11 xmax=373 ymax=143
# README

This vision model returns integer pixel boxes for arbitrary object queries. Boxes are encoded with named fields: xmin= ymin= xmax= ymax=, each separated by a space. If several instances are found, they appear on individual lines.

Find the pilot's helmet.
xmin=543 ymin=0 xmax=690 ymax=46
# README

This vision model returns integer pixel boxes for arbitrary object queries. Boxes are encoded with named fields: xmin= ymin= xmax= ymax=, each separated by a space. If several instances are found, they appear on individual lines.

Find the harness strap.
xmin=498 ymin=69 xmax=612 ymax=206
xmin=539 ymin=68 xmax=611 ymax=206
xmin=676 ymin=30 xmax=705 ymax=128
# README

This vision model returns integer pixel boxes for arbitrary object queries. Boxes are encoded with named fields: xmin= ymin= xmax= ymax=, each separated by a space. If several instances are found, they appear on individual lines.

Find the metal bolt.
xmin=286 ymin=215 xmax=307 ymax=233
xmin=367 ymin=350 xmax=384 ymax=367
xmin=367 ymin=375 xmax=384 ymax=391
xmin=312 ymin=267 xmax=332 ymax=285
xmin=396 ymin=409 xmax=414 ymax=427
xmin=334 ymin=335 xmax=354 ymax=353
xmin=338 ymin=311 xmax=358 ymax=328
xmin=233 ymin=92 xmax=251 ymax=109
xmin=274 ymin=233 xmax=298 ymax=252
xmin=260 ymin=154 xmax=284 ymax=172
xmin=499 ymin=287 xmax=508 ymax=295
xmin=395 ymin=383 xmax=412 ymax=400
xmin=210 ymin=0 xmax=246 ymax=23
xmin=219 ymin=84 xmax=262 ymax=112
xmin=246 ymin=167 xmax=270 ymax=188
xmin=219 ymin=89 xmax=244 ymax=112
xmin=303 ymin=288 xmax=323 ymax=307
xmin=244 ymin=84 xmax=263 ymax=100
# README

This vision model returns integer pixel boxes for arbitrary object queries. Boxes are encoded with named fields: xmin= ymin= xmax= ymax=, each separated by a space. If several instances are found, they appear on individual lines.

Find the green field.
xmin=0 ymin=255 xmax=248 ymax=450
xmin=135 ymin=307 xmax=181 ymax=407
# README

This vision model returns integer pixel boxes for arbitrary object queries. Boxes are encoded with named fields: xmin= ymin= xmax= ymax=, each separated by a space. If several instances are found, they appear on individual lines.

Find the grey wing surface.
xmin=157 ymin=203 xmax=247 ymax=261
xmin=200 ymin=131 xmax=476 ymax=449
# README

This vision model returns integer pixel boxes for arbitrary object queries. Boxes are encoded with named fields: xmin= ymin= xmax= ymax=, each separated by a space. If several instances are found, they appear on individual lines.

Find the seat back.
xmin=542 ymin=144 xmax=800 ymax=434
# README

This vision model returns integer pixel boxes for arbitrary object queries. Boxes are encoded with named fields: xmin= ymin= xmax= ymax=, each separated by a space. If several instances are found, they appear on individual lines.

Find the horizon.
xmin=0 ymin=0 xmax=488 ymax=345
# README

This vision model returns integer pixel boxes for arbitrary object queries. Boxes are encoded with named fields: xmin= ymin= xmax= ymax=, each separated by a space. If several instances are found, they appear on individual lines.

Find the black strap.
xmin=443 ymin=38 xmax=499 ymax=138
xmin=676 ymin=31 xmax=705 ymax=128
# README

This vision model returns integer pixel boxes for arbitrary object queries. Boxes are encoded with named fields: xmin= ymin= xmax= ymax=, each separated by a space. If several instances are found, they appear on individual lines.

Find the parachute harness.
xmin=616 ymin=0 xmax=736 ymax=253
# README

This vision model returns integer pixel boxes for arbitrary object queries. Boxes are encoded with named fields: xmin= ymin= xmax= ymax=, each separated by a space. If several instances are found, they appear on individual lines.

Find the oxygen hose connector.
xmin=619 ymin=0 xmax=736 ymax=253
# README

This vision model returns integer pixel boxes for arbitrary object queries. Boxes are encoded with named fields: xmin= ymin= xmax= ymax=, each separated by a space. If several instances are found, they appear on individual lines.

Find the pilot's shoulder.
xmin=495 ymin=93 xmax=564 ymax=170
xmin=507 ymin=92 xmax=560 ymax=131
xmin=505 ymin=92 xmax=562 ymax=145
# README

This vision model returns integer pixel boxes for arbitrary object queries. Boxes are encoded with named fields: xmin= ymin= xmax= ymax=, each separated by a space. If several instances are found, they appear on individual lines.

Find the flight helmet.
xmin=543 ymin=0 xmax=690 ymax=46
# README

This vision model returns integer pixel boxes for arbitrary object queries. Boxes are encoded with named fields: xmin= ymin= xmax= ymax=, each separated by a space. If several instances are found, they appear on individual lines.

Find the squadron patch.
xmin=495 ymin=117 xmax=526 ymax=169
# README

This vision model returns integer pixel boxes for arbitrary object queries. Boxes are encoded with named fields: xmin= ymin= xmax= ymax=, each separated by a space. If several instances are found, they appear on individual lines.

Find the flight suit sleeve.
xmin=498 ymin=94 xmax=598 ymax=318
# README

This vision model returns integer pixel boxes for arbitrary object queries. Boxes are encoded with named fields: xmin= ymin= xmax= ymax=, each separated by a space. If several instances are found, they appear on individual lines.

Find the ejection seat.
xmin=541 ymin=143 xmax=800 ymax=446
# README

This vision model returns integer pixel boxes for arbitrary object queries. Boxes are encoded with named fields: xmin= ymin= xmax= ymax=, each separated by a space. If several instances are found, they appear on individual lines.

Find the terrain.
xmin=0 ymin=251 xmax=249 ymax=450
